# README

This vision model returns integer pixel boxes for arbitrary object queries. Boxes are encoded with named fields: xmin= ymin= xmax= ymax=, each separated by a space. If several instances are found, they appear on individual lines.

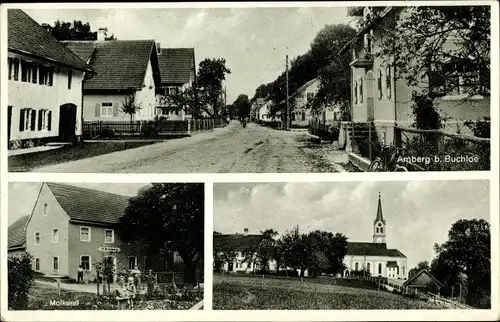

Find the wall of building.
xmin=8 ymin=52 xmax=84 ymax=142
xmin=83 ymin=93 xmax=129 ymax=121
xmin=67 ymin=222 xmax=141 ymax=281
xmin=134 ymin=59 xmax=156 ymax=120
xmin=25 ymin=184 xmax=70 ymax=277
xmin=343 ymin=255 xmax=408 ymax=279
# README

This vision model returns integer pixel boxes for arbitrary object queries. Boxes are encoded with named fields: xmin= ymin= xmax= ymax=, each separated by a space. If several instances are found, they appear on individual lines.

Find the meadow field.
xmin=213 ymin=274 xmax=443 ymax=310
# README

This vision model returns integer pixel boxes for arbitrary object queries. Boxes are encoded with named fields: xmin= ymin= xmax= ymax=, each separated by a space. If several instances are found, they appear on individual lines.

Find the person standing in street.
xmin=77 ymin=265 xmax=84 ymax=284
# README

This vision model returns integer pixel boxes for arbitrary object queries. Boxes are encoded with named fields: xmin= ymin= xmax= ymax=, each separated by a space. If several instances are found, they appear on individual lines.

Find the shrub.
xmin=99 ymin=127 xmax=115 ymax=138
xmin=8 ymin=253 xmax=35 ymax=310
xmin=465 ymin=117 xmax=490 ymax=138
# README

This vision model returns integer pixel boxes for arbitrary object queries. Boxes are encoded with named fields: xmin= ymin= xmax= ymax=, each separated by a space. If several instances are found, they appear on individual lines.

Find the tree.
xmin=376 ymin=6 xmax=490 ymax=98
xmin=8 ymin=253 xmax=34 ymax=310
xmin=121 ymin=95 xmax=141 ymax=130
xmin=280 ymin=226 xmax=309 ymax=277
xmin=433 ymin=218 xmax=490 ymax=308
xmin=232 ymin=94 xmax=251 ymax=121
xmin=196 ymin=58 xmax=231 ymax=116
xmin=51 ymin=20 xmax=97 ymax=41
xmin=255 ymin=229 xmax=278 ymax=273
xmin=116 ymin=183 xmax=204 ymax=285
xmin=408 ymin=260 xmax=430 ymax=278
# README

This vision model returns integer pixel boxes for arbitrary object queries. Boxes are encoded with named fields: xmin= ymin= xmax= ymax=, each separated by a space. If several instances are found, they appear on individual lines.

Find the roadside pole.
xmin=286 ymin=54 xmax=290 ymax=130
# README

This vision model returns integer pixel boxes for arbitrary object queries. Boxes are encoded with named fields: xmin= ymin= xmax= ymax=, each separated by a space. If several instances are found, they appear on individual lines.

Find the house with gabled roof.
xmin=8 ymin=183 xmax=181 ymax=282
xmin=214 ymin=229 xmax=264 ymax=273
xmin=343 ymin=192 xmax=408 ymax=279
xmin=155 ymin=46 xmax=196 ymax=120
xmin=7 ymin=9 xmax=91 ymax=148
xmin=63 ymin=30 xmax=161 ymax=122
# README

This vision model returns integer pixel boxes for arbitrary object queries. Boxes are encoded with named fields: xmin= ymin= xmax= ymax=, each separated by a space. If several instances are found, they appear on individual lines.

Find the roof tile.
xmin=8 ymin=9 xmax=88 ymax=70
xmin=157 ymin=48 xmax=195 ymax=85
xmin=8 ymin=215 xmax=29 ymax=250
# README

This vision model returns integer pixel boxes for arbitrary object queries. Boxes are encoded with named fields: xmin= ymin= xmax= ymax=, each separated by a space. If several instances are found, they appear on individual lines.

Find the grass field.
xmin=213 ymin=274 xmax=443 ymax=310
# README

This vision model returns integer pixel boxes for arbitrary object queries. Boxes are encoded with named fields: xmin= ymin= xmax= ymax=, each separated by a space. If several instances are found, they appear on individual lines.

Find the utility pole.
xmin=286 ymin=54 xmax=290 ymax=130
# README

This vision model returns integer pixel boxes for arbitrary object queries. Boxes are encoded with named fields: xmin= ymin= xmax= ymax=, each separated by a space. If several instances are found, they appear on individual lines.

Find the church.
xmin=343 ymin=193 xmax=408 ymax=280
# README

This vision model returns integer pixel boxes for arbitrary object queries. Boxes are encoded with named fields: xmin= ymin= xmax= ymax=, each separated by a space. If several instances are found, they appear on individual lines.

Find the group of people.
xmin=115 ymin=265 xmax=142 ymax=309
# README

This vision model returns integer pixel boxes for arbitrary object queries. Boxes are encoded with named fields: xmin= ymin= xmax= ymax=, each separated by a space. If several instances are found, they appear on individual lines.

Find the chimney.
xmin=97 ymin=27 xmax=108 ymax=41
xmin=243 ymin=228 xmax=249 ymax=236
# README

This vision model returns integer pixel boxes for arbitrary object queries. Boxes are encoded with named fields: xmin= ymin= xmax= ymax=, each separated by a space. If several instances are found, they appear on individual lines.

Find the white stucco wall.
xmin=134 ymin=59 xmax=156 ymax=120
xmin=8 ymin=52 xmax=84 ymax=141
xmin=343 ymin=254 xmax=408 ymax=279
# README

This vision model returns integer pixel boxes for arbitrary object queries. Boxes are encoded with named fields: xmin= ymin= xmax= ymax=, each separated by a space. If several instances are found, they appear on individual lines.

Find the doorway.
xmin=227 ymin=261 xmax=234 ymax=272
xmin=59 ymin=103 xmax=77 ymax=142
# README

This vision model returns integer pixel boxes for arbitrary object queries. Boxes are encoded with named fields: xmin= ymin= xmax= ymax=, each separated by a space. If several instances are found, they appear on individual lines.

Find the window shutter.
xmin=38 ymin=110 xmax=43 ymax=130
xmin=48 ymin=111 xmax=52 ymax=131
xmin=95 ymin=103 xmax=100 ymax=117
xmin=19 ymin=109 xmax=25 ymax=131
xmin=113 ymin=103 xmax=119 ymax=117
xmin=30 ymin=110 xmax=36 ymax=130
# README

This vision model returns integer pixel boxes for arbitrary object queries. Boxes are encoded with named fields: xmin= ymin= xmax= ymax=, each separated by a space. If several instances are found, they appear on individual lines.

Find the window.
xmin=38 ymin=65 xmax=54 ymax=86
xmin=8 ymin=58 xmax=13 ymax=80
xmin=80 ymin=227 xmax=90 ymax=242
xmin=68 ymin=70 xmax=72 ymax=89
xmin=21 ymin=60 xmax=33 ymax=82
xmin=354 ymin=81 xmax=358 ymax=104
xmin=19 ymin=108 xmax=36 ymax=132
xmin=32 ymin=64 xmax=38 ymax=84
xmin=402 ymin=266 xmax=405 ymax=276
xmin=38 ymin=110 xmax=51 ymax=131
xmin=101 ymin=103 xmax=113 ymax=116
xmin=81 ymin=255 xmax=91 ymax=271
xmin=104 ymin=229 xmax=114 ymax=244
xmin=376 ymin=227 xmax=379 ymax=233
xmin=302 ymin=111 xmax=306 ymax=121
xmin=386 ymin=66 xmax=391 ymax=98
xmin=52 ymin=229 xmax=59 ymax=243
xmin=35 ymin=258 xmax=40 ymax=271
xmin=355 ymin=262 xmax=359 ymax=271
xmin=378 ymin=263 xmax=382 ymax=274
xmin=236 ymin=262 xmax=240 ymax=269
xmin=367 ymin=263 xmax=371 ymax=273
xmin=306 ymin=92 xmax=314 ymax=101
xmin=128 ymin=256 xmax=137 ymax=269
xmin=380 ymin=227 xmax=384 ymax=233
xmin=53 ymin=257 xmax=59 ymax=271
xmin=359 ymin=78 xmax=364 ymax=103
xmin=12 ymin=58 xmax=19 ymax=81
xmin=377 ymin=69 xmax=383 ymax=99
xmin=34 ymin=232 xmax=40 ymax=245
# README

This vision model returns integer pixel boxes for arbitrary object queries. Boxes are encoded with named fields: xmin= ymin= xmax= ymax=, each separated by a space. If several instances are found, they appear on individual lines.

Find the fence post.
xmin=96 ymin=271 xmax=100 ymax=296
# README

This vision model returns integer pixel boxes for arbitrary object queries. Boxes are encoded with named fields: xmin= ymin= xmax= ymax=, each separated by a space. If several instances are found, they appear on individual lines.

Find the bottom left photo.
xmin=6 ymin=182 xmax=204 ymax=311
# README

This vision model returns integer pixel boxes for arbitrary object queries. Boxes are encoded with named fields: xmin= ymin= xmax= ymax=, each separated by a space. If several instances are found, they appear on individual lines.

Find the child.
xmin=115 ymin=276 xmax=129 ymax=310
xmin=130 ymin=265 xmax=141 ymax=290
xmin=126 ymin=276 xmax=137 ymax=308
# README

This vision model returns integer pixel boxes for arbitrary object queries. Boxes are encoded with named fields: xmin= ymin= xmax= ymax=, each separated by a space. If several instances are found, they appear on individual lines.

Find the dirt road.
xmin=34 ymin=122 xmax=346 ymax=173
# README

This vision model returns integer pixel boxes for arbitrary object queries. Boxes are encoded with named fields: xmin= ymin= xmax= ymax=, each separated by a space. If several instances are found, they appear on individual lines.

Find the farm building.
xmin=7 ymin=183 xmax=182 ymax=282
xmin=403 ymin=269 xmax=444 ymax=295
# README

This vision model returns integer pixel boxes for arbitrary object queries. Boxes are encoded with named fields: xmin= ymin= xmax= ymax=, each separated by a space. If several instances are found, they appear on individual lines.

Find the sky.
xmin=213 ymin=180 xmax=491 ymax=270
xmin=24 ymin=6 xmax=355 ymax=103
xmin=8 ymin=182 xmax=149 ymax=226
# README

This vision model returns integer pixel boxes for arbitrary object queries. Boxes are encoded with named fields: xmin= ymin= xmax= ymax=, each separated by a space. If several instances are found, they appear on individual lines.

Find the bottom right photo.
xmin=212 ymin=180 xmax=491 ymax=310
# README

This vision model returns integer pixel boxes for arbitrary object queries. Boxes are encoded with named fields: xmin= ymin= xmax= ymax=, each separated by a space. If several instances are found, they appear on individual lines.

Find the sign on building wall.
xmin=98 ymin=247 xmax=121 ymax=253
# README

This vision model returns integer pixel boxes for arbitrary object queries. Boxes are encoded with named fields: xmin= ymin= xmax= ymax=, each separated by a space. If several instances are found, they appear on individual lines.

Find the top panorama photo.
xmin=6 ymin=5 xmax=491 ymax=173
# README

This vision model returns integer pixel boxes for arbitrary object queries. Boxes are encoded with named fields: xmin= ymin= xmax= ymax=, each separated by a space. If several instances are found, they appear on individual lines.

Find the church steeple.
xmin=373 ymin=192 xmax=386 ymax=243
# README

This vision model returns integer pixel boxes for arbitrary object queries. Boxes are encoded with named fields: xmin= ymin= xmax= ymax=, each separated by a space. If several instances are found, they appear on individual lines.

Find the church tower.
xmin=373 ymin=192 xmax=386 ymax=243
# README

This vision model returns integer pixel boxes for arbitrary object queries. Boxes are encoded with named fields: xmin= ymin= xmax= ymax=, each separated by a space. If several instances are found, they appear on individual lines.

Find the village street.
xmin=33 ymin=122 xmax=347 ymax=173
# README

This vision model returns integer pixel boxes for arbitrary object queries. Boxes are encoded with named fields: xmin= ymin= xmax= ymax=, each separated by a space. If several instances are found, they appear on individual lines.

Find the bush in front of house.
xmin=8 ymin=253 xmax=35 ymax=310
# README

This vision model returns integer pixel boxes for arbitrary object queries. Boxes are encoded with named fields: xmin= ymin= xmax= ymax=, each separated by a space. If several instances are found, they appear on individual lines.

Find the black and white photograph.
xmin=5 ymin=4 xmax=491 ymax=173
xmin=7 ymin=182 xmax=204 ymax=310
xmin=213 ymin=181 xmax=491 ymax=310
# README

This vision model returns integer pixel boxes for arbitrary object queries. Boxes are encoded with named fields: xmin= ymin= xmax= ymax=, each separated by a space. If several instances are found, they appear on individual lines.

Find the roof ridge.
xmin=46 ymin=182 xmax=131 ymax=199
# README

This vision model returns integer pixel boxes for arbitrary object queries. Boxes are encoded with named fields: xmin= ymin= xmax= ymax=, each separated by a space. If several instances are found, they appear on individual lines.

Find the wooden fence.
xmin=83 ymin=119 xmax=226 ymax=139
xmin=308 ymin=117 xmax=340 ymax=141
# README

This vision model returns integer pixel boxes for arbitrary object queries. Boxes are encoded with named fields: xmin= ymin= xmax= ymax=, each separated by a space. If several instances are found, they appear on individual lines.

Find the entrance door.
xmin=365 ymin=71 xmax=375 ymax=121
xmin=7 ymin=106 xmax=12 ymax=143
xmin=59 ymin=103 xmax=77 ymax=142
xmin=227 ymin=261 xmax=234 ymax=272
